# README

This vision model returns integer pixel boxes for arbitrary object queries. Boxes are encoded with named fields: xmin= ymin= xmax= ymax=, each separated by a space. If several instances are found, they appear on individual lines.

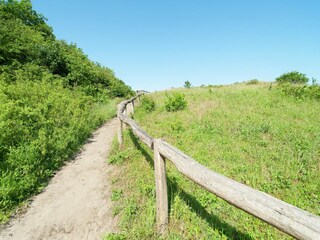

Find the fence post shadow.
xmin=128 ymin=130 xmax=253 ymax=240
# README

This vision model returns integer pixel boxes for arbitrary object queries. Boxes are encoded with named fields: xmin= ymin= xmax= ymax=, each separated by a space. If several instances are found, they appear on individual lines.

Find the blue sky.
xmin=32 ymin=0 xmax=320 ymax=91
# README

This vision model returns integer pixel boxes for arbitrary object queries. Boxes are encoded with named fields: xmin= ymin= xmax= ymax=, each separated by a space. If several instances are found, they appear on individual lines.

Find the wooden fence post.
xmin=123 ymin=105 xmax=127 ymax=130
xmin=131 ymin=100 xmax=134 ymax=114
xmin=117 ymin=111 xmax=123 ymax=146
xmin=154 ymin=139 xmax=168 ymax=236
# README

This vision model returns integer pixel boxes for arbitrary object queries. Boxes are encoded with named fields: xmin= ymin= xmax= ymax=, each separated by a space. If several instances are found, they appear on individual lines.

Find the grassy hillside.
xmin=0 ymin=0 xmax=133 ymax=222
xmin=108 ymin=82 xmax=320 ymax=239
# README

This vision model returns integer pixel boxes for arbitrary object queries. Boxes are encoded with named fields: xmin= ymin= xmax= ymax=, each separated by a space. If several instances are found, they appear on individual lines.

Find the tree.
xmin=276 ymin=71 xmax=309 ymax=84
xmin=0 ymin=0 xmax=53 ymax=39
xmin=0 ymin=0 xmax=134 ymax=97
xmin=184 ymin=80 xmax=192 ymax=88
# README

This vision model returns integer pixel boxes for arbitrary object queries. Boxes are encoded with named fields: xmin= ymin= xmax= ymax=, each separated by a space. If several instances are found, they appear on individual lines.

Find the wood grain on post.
xmin=131 ymin=101 xmax=134 ymax=114
xmin=117 ymin=111 xmax=123 ymax=146
xmin=123 ymin=106 xmax=127 ymax=130
xmin=120 ymin=114 xmax=153 ymax=149
xmin=156 ymin=139 xmax=320 ymax=240
xmin=153 ymin=139 xmax=169 ymax=236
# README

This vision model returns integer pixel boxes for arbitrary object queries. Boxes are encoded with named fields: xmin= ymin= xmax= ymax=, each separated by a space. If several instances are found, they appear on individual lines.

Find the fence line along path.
xmin=117 ymin=93 xmax=320 ymax=239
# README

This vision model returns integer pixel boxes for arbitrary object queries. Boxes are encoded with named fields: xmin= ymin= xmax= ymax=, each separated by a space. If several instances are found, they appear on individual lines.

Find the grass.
xmin=106 ymin=82 xmax=320 ymax=239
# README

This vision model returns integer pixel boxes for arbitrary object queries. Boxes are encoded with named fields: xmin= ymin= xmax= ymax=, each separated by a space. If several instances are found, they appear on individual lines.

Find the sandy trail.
xmin=0 ymin=118 xmax=118 ymax=240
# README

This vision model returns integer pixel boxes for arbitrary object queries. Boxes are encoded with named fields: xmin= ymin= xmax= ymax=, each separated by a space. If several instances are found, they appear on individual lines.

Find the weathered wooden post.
xmin=137 ymin=95 xmax=141 ymax=105
xmin=153 ymin=139 xmax=168 ymax=236
xmin=117 ymin=104 xmax=123 ymax=146
xmin=117 ymin=109 xmax=123 ymax=146
xmin=123 ymin=104 xmax=127 ymax=130
xmin=131 ymin=100 xmax=134 ymax=114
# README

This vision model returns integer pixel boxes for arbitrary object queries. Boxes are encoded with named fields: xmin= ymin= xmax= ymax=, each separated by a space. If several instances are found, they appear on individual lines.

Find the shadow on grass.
xmin=128 ymin=130 xmax=253 ymax=240
xmin=128 ymin=130 xmax=154 ymax=170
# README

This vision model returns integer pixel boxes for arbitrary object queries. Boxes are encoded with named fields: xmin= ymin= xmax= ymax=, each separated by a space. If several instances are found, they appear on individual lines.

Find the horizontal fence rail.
xmin=117 ymin=94 xmax=320 ymax=239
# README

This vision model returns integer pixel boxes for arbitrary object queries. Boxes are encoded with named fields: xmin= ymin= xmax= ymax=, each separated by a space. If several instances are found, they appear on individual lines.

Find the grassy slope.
xmin=107 ymin=83 xmax=320 ymax=239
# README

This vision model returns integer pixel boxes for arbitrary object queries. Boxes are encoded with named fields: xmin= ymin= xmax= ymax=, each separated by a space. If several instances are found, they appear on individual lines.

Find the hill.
xmin=108 ymin=82 xmax=320 ymax=239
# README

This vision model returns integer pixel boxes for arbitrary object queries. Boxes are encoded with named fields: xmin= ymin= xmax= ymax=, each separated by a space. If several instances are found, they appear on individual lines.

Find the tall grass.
xmin=107 ymin=83 xmax=319 ymax=239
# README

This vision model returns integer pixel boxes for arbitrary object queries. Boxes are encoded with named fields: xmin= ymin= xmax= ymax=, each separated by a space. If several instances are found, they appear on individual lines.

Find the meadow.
xmin=107 ymin=82 xmax=320 ymax=239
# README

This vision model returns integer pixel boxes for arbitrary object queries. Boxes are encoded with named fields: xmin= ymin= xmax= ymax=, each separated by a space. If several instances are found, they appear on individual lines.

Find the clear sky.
xmin=32 ymin=0 xmax=320 ymax=91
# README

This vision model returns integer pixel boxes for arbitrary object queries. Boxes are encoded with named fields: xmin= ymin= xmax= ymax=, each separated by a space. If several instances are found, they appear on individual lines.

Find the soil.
xmin=0 ymin=118 xmax=119 ymax=240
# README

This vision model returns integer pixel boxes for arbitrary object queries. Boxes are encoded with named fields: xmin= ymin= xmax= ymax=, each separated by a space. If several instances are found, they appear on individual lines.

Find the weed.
xmin=165 ymin=93 xmax=187 ymax=112
xmin=246 ymin=79 xmax=259 ymax=85
xmin=111 ymin=189 xmax=123 ymax=201
xmin=104 ymin=233 xmax=126 ymax=240
xmin=108 ymin=151 xmax=130 ymax=164
xmin=141 ymin=96 xmax=156 ymax=112
xmin=279 ymin=83 xmax=320 ymax=100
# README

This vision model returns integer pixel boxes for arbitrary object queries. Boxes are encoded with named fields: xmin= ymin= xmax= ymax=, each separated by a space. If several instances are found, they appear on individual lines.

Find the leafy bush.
xmin=0 ymin=0 xmax=134 ymax=98
xmin=0 ymin=79 xmax=110 ymax=221
xmin=184 ymin=80 xmax=192 ymax=88
xmin=165 ymin=93 xmax=187 ymax=112
xmin=276 ymin=71 xmax=309 ymax=84
xmin=246 ymin=79 xmax=259 ymax=85
xmin=0 ymin=0 xmax=132 ymax=222
xmin=141 ymin=96 xmax=156 ymax=112
xmin=279 ymin=83 xmax=320 ymax=100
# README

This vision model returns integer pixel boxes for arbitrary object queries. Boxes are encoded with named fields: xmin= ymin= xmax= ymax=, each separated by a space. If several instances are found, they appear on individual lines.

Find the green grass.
xmin=107 ymin=82 xmax=320 ymax=239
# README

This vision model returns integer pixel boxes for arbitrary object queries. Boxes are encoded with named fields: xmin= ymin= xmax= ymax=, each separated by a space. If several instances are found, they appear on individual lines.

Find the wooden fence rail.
xmin=117 ymin=94 xmax=320 ymax=239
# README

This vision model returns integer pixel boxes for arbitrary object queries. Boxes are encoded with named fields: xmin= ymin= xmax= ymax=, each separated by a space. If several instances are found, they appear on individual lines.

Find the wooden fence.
xmin=117 ymin=94 xmax=320 ymax=239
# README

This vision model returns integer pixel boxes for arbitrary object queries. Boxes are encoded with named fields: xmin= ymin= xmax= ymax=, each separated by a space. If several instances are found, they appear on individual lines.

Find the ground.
xmin=0 ymin=119 xmax=118 ymax=240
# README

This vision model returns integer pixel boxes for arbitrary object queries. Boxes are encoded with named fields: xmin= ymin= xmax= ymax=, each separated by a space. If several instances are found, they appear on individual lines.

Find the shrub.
xmin=184 ymin=80 xmax=192 ymax=88
xmin=276 ymin=71 xmax=309 ymax=84
xmin=165 ymin=92 xmax=187 ymax=112
xmin=141 ymin=96 xmax=156 ymax=112
xmin=0 ymin=79 xmax=107 ymax=222
xmin=246 ymin=79 xmax=259 ymax=85
xmin=280 ymin=83 xmax=320 ymax=100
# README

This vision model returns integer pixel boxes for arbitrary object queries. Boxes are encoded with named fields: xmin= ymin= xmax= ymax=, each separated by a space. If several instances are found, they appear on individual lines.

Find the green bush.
xmin=0 ymin=79 xmax=108 ymax=222
xmin=165 ymin=92 xmax=187 ymax=112
xmin=276 ymin=71 xmax=309 ymax=84
xmin=0 ymin=0 xmax=134 ymax=98
xmin=0 ymin=0 xmax=132 ymax=222
xmin=141 ymin=96 xmax=156 ymax=112
xmin=184 ymin=80 xmax=192 ymax=88
xmin=246 ymin=79 xmax=259 ymax=85
xmin=279 ymin=83 xmax=320 ymax=100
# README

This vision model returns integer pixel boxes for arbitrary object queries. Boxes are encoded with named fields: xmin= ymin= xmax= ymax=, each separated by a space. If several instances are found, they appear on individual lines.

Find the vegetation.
xmin=140 ymin=96 xmax=156 ymax=113
xmin=0 ymin=0 xmax=133 ymax=98
xmin=279 ymin=83 xmax=320 ymax=100
xmin=0 ymin=0 xmax=133 ymax=222
xmin=108 ymin=82 xmax=320 ymax=239
xmin=165 ymin=92 xmax=187 ymax=112
xmin=246 ymin=79 xmax=259 ymax=85
xmin=184 ymin=81 xmax=192 ymax=88
xmin=276 ymin=71 xmax=309 ymax=84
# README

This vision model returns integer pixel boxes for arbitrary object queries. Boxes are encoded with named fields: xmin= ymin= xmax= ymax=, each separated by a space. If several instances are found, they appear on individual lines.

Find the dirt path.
xmin=0 ymin=119 xmax=118 ymax=240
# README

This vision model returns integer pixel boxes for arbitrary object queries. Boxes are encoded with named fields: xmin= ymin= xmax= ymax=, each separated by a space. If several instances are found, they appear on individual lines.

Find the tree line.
xmin=0 ymin=0 xmax=133 ymax=98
